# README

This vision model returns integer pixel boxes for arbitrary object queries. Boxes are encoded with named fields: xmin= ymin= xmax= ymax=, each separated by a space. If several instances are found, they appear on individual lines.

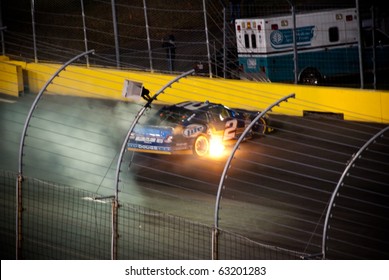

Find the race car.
xmin=127 ymin=100 xmax=272 ymax=157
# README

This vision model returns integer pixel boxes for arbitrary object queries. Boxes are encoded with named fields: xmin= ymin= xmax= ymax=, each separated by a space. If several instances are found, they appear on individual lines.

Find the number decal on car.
xmin=224 ymin=119 xmax=238 ymax=140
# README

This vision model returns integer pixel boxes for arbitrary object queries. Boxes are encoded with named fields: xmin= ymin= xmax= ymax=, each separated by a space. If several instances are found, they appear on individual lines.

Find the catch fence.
xmin=1 ymin=0 xmax=389 ymax=88
xmin=0 ymin=169 xmax=304 ymax=260
xmin=1 ymin=2 xmax=389 ymax=258
xmin=0 ymin=57 xmax=388 ymax=260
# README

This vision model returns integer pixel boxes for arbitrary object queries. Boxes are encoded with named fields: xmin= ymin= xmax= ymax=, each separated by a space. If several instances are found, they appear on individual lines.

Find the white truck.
xmin=235 ymin=8 xmax=389 ymax=85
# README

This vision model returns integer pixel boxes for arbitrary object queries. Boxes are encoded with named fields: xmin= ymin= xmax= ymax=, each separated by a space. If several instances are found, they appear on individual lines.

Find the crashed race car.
xmin=128 ymin=100 xmax=272 ymax=157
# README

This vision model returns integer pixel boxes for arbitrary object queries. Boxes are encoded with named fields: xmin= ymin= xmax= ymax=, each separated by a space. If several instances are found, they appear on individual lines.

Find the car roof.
xmin=168 ymin=101 xmax=224 ymax=112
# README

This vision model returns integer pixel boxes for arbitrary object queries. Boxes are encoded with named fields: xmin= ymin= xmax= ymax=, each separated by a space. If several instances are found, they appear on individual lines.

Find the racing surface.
xmin=1 ymin=92 xmax=388 ymax=259
xmin=127 ymin=117 xmax=389 ymax=259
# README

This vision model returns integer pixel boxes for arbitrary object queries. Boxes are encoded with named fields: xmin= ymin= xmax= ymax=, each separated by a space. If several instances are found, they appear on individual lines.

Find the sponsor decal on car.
xmin=128 ymin=143 xmax=172 ymax=152
xmin=134 ymin=136 xmax=164 ymax=143
xmin=183 ymin=124 xmax=204 ymax=137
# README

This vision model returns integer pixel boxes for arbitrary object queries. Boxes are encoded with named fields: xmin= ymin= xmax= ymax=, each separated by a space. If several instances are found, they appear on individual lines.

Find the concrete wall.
xmin=2 ymin=59 xmax=389 ymax=123
xmin=0 ymin=56 xmax=23 ymax=97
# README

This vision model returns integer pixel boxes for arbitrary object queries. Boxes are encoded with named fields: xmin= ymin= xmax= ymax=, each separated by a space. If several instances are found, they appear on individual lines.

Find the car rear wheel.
xmin=193 ymin=134 xmax=209 ymax=157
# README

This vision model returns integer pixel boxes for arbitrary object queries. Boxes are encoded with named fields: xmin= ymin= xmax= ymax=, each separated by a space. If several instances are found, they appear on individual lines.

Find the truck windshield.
xmin=363 ymin=29 xmax=389 ymax=47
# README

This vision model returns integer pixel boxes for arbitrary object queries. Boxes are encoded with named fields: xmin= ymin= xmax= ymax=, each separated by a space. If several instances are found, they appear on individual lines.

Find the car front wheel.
xmin=252 ymin=117 xmax=271 ymax=136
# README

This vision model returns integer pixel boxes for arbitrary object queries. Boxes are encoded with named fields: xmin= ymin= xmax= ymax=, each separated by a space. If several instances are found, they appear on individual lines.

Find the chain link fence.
xmin=0 ymin=169 xmax=305 ymax=260
xmin=0 ymin=79 xmax=388 ymax=260
xmin=1 ymin=0 xmax=389 ymax=88
xmin=1 ymin=0 xmax=389 ymax=260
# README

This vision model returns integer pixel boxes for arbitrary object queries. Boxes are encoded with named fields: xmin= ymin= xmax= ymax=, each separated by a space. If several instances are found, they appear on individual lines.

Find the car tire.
xmin=193 ymin=134 xmax=210 ymax=157
xmin=251 ymin=117 xmax=269 ymax=136
xmin=257 ymin=117 xmax=268 ymax=135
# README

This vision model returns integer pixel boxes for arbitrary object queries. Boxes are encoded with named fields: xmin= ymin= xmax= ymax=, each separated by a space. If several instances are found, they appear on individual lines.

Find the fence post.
xmin=30 ymin=0 xmax=38 ymax=63
xmin=202 ymin=0 xmax=212 ymax=78
xmin=111 ymin=0 xmax=120 ymax=68
xmin=143 ymin=0 xmax=153 ymax=72
xmin=291 ymin=2 xmax=298 ymax=84
xmin=0 ymin=3 xmax=5 ymax=56
xmin=16 ymin=173 xmax=23 ymax=259
xmin=212 ymin=93 xmax=296 ymax=260
xmin=111 ymin=199 xmax=118 ymax=259
xmin=0 ymin=26 xmax=4 ymax=56
xmin=80 ymin=0 xmax=90 ymax=67
xmin=223 ymin=7 xmax=226 ymax=79
xmin=356 ymin=0 xmax=364 ymax=88
xmin=370 ymin=6 xmax=377 ymax=90
xmin=286 ymin=0 xmax=298 ymax=84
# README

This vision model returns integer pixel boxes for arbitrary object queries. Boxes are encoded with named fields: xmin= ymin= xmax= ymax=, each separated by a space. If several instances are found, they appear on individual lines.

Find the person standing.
xmin=229 ymin=0 xmax=241 ymax=23
xmin=162 ymin=34 xmax=176 ymax=72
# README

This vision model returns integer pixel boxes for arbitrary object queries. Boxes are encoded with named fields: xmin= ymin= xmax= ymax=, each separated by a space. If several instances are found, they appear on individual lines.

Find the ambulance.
xmin=235 ymin=8 xmax=389 ymax=85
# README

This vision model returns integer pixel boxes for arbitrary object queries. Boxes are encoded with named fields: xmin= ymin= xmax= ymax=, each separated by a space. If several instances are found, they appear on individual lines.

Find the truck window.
xmin=363 ymin=29 xmax=389 ymax=47
xmin=244 ymin=34 xmax=250 ymax=48
xmin=329 ymin=27 xmax=339 ymax=42
xmin=375 ymin=30 xmax=389 ymax=45
xmin=251 ymin=34 xmax=257 ymax=48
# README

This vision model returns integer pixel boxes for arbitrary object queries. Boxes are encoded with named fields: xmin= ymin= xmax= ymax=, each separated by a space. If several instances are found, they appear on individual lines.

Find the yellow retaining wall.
xmin=0 ymin=57 xmax=24 ymax=97
xmin=5 ymin=60 xmax=389 ymax=124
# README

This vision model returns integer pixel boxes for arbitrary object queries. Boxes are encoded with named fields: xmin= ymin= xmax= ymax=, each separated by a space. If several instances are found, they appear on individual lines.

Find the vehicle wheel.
xmin=258 ymin=117 xmax=268 ymax=134
xmin=193 ymin=134 xmax=210 ymax=157
xmin=299 ymin=68 xmax=321 ymax=85
xmin=252 ymin=117 xmax=268 ymax=136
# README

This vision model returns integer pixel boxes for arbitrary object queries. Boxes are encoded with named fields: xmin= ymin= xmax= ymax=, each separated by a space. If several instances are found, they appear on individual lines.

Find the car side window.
xmin=209 ymin=106 xmax=231 ymax=122
xmin=209 ymin=107 xmax=221 ymax=122
xmin=220 ymin=108 xmax=230 ymax=120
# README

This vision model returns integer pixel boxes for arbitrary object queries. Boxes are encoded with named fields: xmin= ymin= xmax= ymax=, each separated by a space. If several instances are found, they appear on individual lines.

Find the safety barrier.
xmin=0 ymin=57 xmax=23 ymax=97
xmin=2 ymin=59 xmax=389 ymax=124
